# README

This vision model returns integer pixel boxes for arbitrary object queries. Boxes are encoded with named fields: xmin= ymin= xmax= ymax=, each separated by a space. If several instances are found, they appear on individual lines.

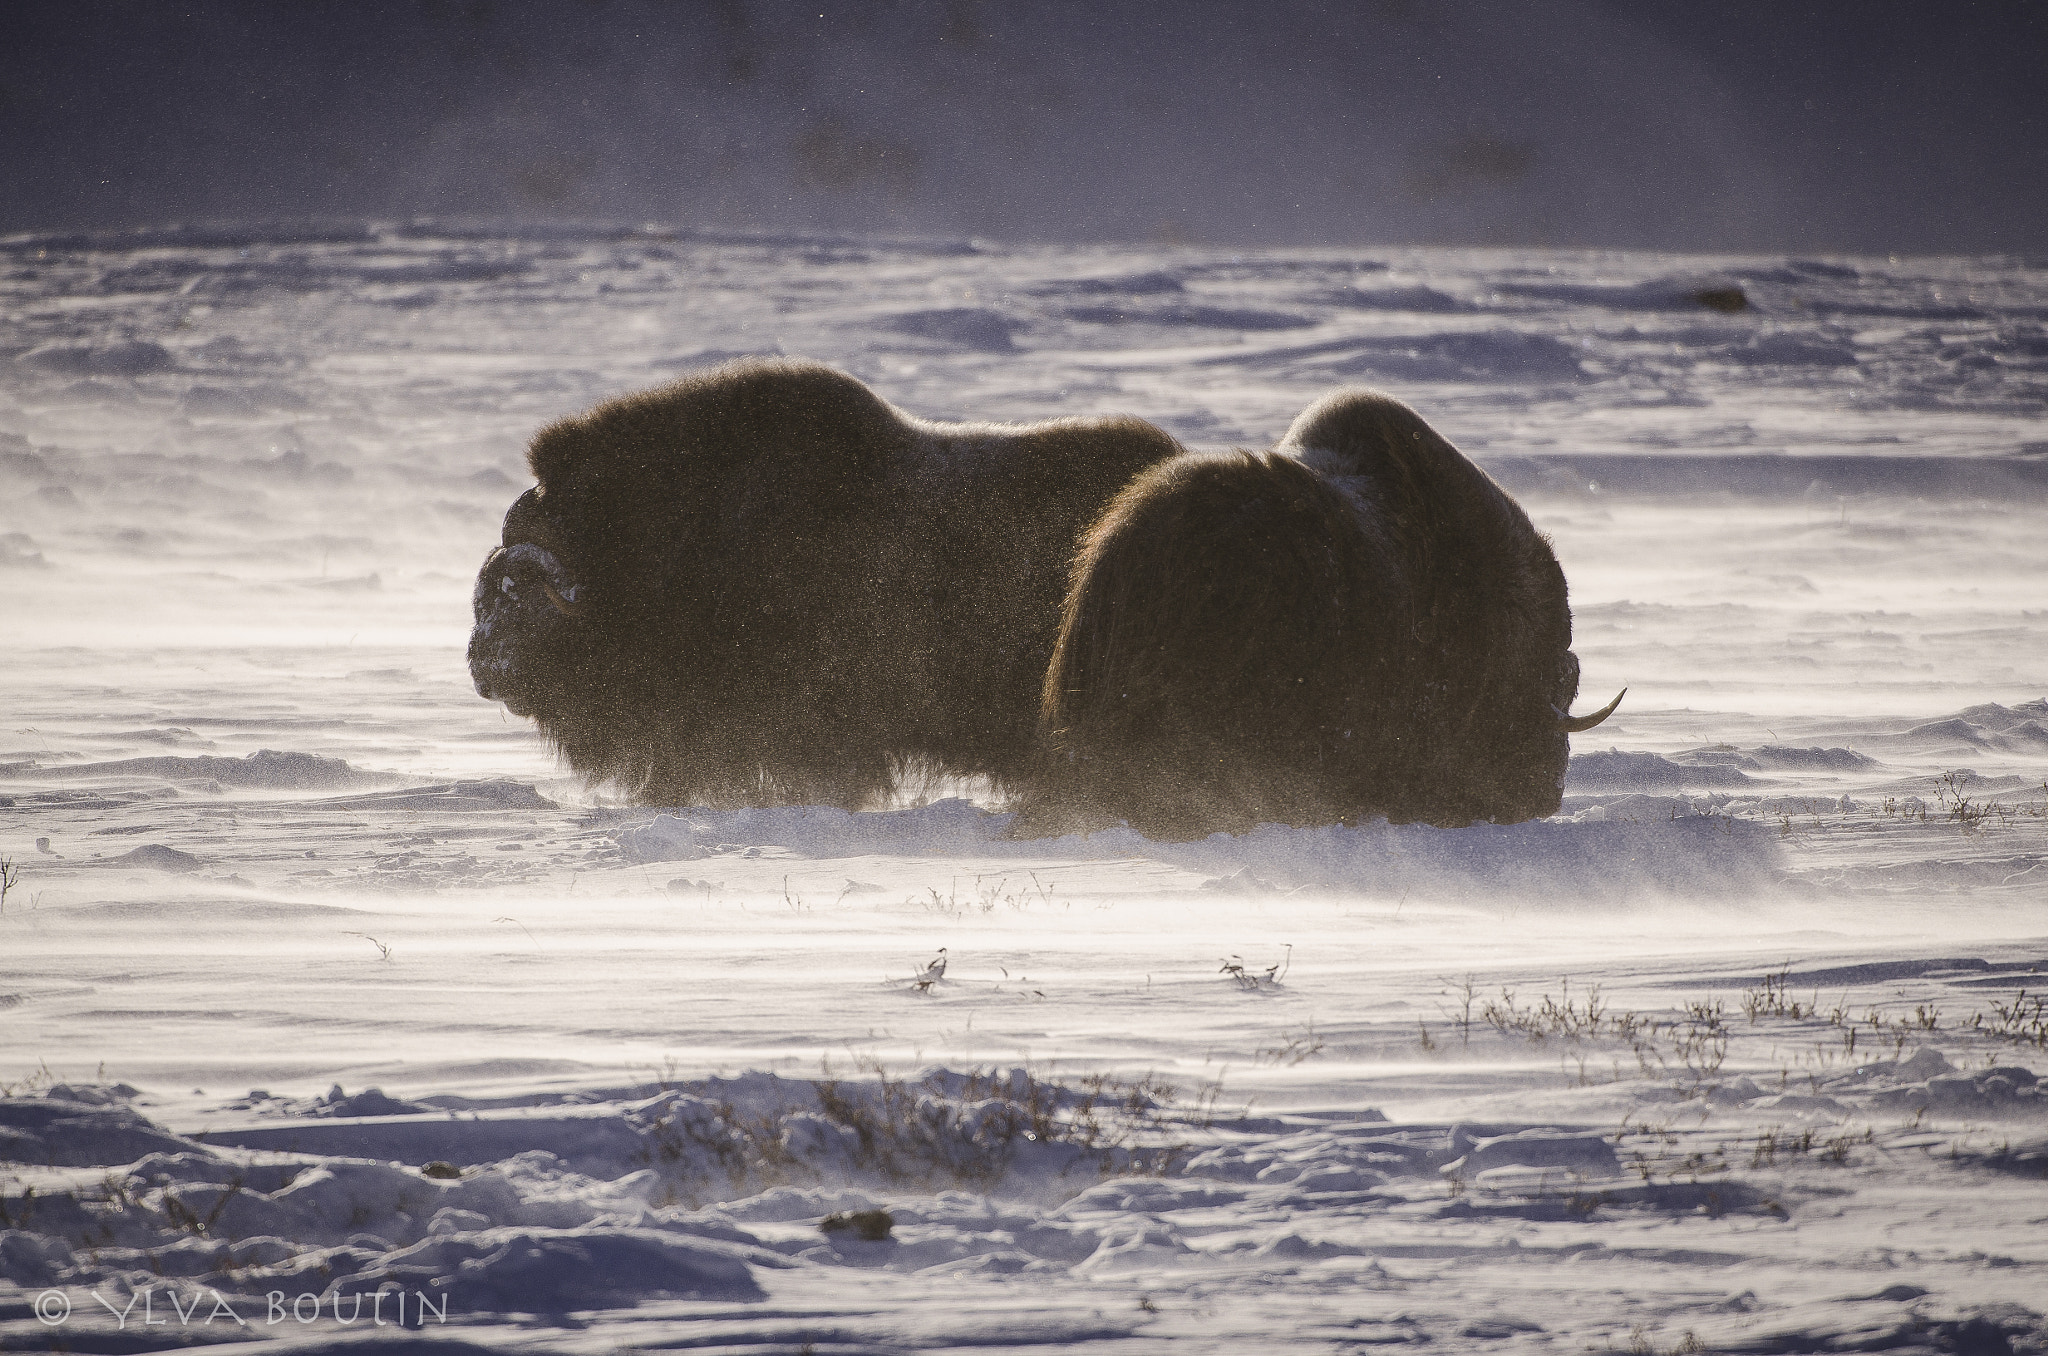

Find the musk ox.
xmin=469 ymin=359 xmax=1183 ymax=810
xmin=468 ymin=358 xmax=1618 ymax=836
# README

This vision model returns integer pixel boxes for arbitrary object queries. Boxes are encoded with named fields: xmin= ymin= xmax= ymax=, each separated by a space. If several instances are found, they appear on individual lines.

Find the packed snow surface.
xmin=2 ymin=223 xmax=2046 ymax=1352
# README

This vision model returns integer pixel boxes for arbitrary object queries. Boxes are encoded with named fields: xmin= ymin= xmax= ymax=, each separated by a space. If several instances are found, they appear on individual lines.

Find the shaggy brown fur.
xmin=468 ymin=359 xmax=1181 ymax=808
xmin=470 ymin=364 xmax=1584 ymax=834
xmin=1010 ymin=388 xmax=1579 ymax=838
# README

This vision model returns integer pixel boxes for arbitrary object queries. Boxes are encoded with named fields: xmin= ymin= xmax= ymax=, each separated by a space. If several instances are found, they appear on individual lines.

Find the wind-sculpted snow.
xmin=1 ymin=751 xmax=392 ymax=792
xmin=330 ymin=1228 xmax=766 ymax=1310
xmin=1497 ymin=275 xmax=1752 ymax=313
xmin=883 ymin=307 xmax=1025 ymax=352
xmin=1026 ymin=270 xmax=1187 ymax=297
xmin=613 ymin=799 xmax=1782 ymax=898
xmin=0 ymin=1092 xmax=191 ymax=1166
xmin=1566 ymin=750 xmax=1757 ymax=791
xmin=1336 ymin=328 xmax=1591 ymax=382
xmin=1061 ymin=303 xmax=1317 ymax=331
xmin=1716 ymin=332 xmax=1861 ymax=368
xmin=94 ymin=844 xmax=205 ymax=873
xmin=6 ymin=1046 xmax=2047 ymax=1347
xmin=1323 ymin=282 xmax=1468 ymax=312
xmin=17 ymin=341 xmax=177 ymax=377
xmin=3 ymin=226 xmax=2047 ymax=1350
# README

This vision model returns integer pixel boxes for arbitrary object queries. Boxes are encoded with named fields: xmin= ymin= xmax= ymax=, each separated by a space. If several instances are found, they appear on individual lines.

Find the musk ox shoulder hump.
xmin=527 ymin=358 xmax=910 ymax=492
xmin=1280 ymin=386 xmax=1547 ymax=589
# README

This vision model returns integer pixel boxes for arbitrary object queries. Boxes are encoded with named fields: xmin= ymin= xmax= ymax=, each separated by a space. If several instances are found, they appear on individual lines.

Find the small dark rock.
xmin=1693 ymin=286 xmax=1748 ymax=313
xmin=820 ymin=1208 xmax=894 ymax=1241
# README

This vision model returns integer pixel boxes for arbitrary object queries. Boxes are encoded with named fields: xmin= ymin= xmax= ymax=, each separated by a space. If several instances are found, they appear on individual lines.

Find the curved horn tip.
xmin=1558 ymin=687 xmax=1626 ymax=734
xmin=541 ymin=581 xmax=586 ymax=619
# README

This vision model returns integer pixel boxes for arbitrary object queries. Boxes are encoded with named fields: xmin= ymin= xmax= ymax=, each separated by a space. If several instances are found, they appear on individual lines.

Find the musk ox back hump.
xmin=528 ymin=360 xmax=909 ymax=495
xmin=1284 ymin=389 xmax=1555 ymax=640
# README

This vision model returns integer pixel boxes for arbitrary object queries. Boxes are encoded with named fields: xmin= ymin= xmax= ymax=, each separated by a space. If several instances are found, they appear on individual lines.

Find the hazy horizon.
xmin=3 ymin=0 xmax=2043 ymax=255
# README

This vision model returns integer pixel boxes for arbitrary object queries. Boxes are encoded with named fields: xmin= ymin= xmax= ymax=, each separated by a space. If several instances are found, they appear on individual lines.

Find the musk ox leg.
xmin=1011 ymin=450 xmax=1411 ymax=841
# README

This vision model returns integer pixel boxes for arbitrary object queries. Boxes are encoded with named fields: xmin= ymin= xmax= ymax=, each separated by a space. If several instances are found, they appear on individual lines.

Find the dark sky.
xmin=2 ymin=0 xmax=2042 ymax=254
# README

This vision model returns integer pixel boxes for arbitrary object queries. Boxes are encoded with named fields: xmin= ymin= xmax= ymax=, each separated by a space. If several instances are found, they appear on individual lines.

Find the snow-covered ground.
xmin=2 ymin=223 xmax=2046 ymax=1353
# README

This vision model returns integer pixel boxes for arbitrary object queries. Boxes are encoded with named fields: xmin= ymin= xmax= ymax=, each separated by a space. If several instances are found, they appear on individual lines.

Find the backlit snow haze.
xmin=2 ymin=3 xmax=2046 ymax=1352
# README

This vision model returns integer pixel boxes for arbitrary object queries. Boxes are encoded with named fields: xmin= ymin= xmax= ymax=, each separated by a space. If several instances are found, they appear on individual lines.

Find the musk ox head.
xmin=1282 ymin=388 xmax=1592 ymax=825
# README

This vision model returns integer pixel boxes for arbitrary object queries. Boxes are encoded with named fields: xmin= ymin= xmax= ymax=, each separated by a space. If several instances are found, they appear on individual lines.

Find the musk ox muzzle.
xmin=467 ymin=497 xmax=588 ymax=712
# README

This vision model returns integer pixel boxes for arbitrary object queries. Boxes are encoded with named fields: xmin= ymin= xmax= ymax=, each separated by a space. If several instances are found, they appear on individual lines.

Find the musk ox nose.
xmin=468 ymin=545 xmax=518 ymax=702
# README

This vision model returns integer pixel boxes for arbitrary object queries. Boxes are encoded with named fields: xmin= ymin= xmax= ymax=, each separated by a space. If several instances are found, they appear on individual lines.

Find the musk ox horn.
xmin=541 ymin=581 xmax=585 ymax=618
xmin=1556 ymin=688 xmax=1625 ymax=733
